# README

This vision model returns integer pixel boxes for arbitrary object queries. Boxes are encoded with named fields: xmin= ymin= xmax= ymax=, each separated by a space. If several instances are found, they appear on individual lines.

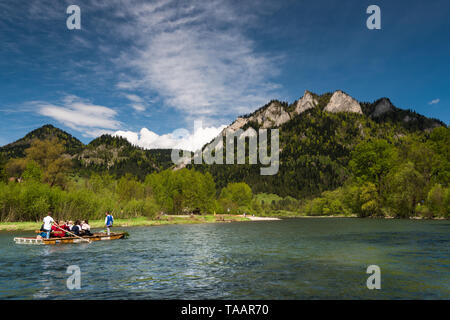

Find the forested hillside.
xmin=0 ymin=127 xmax=174 ymax=179
xmin=0 ymin=90 xmax=448 ymax=220
xmin=0 ymin=125 xmax=83 ymax=158
xmin=195 ymin=91 xmax=446 ymax=199
xmin=73 ymin=135 xmax=174 ymax=179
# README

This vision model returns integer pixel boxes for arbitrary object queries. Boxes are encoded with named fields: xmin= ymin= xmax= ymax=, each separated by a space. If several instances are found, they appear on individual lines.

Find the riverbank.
xmin=0 ymin=215 xmax=252 ymax=232
xmin=1 ymin=214 xmax=446 ymax=232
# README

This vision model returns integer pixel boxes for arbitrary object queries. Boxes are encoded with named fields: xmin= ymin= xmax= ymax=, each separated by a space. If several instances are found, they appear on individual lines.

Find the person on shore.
xmin=81 ymin=220 xmax=92 ymax=236
xmin=42 ymin=212 xmax=54 ymax=239
xmin=105 ymin=212 xmax=114 ymax=235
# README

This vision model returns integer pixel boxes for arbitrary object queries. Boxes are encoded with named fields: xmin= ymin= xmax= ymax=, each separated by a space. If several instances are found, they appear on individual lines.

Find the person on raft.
xmin=71 ymin=220 xmax=83 ymax=236
xmin=42 ymin=212 xmax=54 ymax=239
xmin=81 ymin=220 xmax=93 ymax=236
xmin=51 ymin=221 xmax=68 ymax=238
xmin=105 ymin=212 xmax=114 ymax=235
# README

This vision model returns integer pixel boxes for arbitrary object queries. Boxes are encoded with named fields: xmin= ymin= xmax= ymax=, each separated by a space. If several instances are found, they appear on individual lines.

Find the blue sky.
xmin=0 ymin=0 xmax=449 ymax=149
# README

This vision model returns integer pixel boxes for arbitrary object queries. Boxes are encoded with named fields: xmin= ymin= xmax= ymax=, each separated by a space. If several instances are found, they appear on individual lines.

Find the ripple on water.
xmin=0 ymin=219 xmax=449 ymax=299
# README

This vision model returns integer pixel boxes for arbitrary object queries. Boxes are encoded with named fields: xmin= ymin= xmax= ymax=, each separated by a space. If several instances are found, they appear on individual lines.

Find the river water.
xmin=0 ymin=218 xmax=449 ymax=299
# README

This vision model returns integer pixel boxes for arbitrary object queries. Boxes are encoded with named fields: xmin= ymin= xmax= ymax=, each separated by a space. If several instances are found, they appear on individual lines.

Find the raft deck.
xmin=14 ymin=232 xmax=125 ymax=245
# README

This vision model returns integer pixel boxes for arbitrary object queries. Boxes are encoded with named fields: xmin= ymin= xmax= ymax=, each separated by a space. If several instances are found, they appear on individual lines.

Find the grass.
xmin=0 ymin=215 xmax=251 ymax=232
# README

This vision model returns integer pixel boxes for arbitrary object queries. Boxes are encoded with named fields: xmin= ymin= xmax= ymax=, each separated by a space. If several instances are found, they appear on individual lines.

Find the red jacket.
xmin=51 ymin=225 xmax=66 ymax=238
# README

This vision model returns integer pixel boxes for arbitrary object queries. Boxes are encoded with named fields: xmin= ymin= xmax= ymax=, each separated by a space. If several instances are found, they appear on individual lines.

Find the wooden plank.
xmin=14 ymin=232 xmax=125 ymax=245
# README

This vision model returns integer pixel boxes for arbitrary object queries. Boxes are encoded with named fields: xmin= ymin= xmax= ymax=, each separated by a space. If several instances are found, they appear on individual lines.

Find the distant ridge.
xmin=0 ymin=90 xmax=446 ymax=186
xmin=192 ymin=89 xmax=447 ymax=198
xmin=0 ymin=124 xmax=84 ymax=158
xmin=219 ymin=90 xmax=445 ymax=137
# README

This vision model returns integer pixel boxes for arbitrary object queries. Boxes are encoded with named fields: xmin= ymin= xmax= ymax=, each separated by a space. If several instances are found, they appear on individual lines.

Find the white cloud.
xmin=131 ymin=104 xmax=146 ymax=112
xmin=114 ymin=124 xmax=227 ymax=152
xmin=124 ymin=94 xmax=146 ymax=111
xmin=33 ymin=95 xmax=121 ymax=137
xmin=112 ymin=0 xmax=280 ymax=121
xmin=428 ymin=98 xmax=440 ymax=105
xmin=125 ymin=94 xmax=143 ymax=103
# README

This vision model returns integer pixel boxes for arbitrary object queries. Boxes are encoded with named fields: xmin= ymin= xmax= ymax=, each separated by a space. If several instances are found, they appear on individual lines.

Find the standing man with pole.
xmin=105 ymin=211 xmax=114 ymax=235
xmin=42 ymin=212 xmax=54 ymax=239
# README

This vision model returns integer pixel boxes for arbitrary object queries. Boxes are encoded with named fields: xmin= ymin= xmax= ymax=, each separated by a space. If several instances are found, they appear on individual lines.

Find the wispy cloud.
xmin=124 ymin=94 xmax=146 ymax=111
xmin=30 ymin=95 xmax=120 ymax=137
xmin=428 ymin=98 xmax=440 ymax=105
xmin=110 ymin=0 xmax=280 ymax=122
xmin=6 ymin=0 xmax=282 ymax=146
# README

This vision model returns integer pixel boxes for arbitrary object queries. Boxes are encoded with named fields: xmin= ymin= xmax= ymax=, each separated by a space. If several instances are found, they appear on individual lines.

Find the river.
xmin=0 ymin=218 xmax=449 ymax=299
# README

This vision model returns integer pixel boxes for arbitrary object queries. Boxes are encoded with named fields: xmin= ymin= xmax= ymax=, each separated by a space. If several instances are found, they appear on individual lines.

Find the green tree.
xmin=349 ymin=139 xmax=398 ymax=197
xmin=386 ymin=162 xmax=425 ymax=218
xmin=359 ymin=182 xmax=380 ymax=217
xmin=426 ymin=184 xmax=448 ymax=218
xmin=220 ymin=182 xmax=253 ymax=209
xmin=5 ymin=158 xmax=28 ymax=179
xmin=0 ymin=154 xmax=7 ymax=182
xmin=24 ymin=138 xmax=72 ymax=187
xmin=22 ymin=161 xmax=43 ymax=182
xmin=117 ymin=174 xmax=143 ymax=203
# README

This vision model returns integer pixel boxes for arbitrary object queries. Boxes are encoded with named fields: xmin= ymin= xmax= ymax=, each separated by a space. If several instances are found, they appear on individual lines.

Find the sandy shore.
xmin=241 ymin=216 xmax=281 ymax=221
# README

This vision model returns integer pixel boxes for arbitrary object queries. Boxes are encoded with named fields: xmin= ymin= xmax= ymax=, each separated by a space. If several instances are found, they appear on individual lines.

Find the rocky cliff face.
xmin=222 ymin=117 xmax=249 ymax=135
xmin=294 ymin=90 xmax=318 ymax=115
xmin=221 ymin=101 xmax=290 ymax=135
xmin=219 ymin=90 xmax=365 ymax=137
xmin=257 ymin=102 xmax=291 ymax=128
xmin=324 ymin=90 xmax=363 ymax=114
xmin=371 ymin=98 xmax=394 ymax=117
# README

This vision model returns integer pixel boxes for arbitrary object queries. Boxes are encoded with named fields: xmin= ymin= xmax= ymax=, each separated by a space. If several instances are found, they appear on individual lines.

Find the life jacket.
xmin=106 ymin=215 xmax=114 ymax=226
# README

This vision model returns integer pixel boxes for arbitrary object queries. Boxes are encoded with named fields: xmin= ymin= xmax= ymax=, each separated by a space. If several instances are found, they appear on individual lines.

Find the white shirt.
xmin=43 ymin=216 xmax=54 ymax=230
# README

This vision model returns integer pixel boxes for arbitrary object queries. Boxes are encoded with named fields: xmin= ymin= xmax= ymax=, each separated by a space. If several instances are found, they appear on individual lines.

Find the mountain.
xmin=0 ymin=124 xmax=84 ymax=159
xmin=219 ymin=90 xmax=443 ymax=135
xmin=193 ymin=90 xmax=446 ymax=198
xmin=73 ymin=135 xmax=174 ymax=179
xmin=0 ymin=126 xmax=174 ymax=179
xmin=0 ymin=90 xmax=446 ymax=195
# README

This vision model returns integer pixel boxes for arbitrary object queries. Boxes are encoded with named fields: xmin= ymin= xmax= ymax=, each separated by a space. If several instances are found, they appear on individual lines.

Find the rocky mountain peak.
xmin=295 ymin=90 xmax=318 ymax=115
xmin=324 ymin=90 xmax=363 ymax=114
xmin=221 ymin=101 xmax=291 ymax=135
xmin=257 ymin=102 xmax=291 ymax=128
xmin=371 ymin=98 xmax=394 ymax=117
xmin=221 ymin=117 xmax=249 ymax=136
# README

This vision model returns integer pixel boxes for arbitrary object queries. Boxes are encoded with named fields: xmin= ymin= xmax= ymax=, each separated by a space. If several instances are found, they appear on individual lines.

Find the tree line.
xmin=300 ymin=127 xmax=449 ymax=218
xmin=0 ymin=139 xmax=255 ymax=222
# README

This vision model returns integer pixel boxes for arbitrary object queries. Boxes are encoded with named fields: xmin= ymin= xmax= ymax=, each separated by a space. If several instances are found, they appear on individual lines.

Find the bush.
xmin=427 ymin=184 xmax=448 ymax=218
xmin=416 ymin=204 xmax=432 ymax=218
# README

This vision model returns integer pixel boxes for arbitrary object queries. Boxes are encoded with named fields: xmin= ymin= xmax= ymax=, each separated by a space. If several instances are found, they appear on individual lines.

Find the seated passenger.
xmin=81 ymin=220 xmax=93 ymax=236
xmin=51 ymin=221 xmax=66 ymax=238
xmin=71 ymin=220 xmax=82 ymax=236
